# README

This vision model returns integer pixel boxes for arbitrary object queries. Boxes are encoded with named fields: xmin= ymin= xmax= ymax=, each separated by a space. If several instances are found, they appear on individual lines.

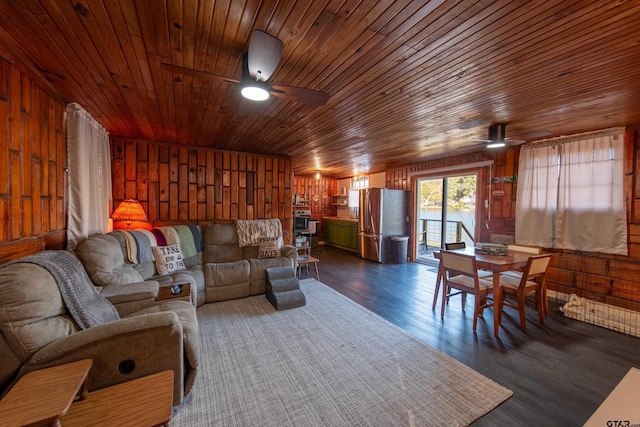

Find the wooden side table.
xmin=61 ymin=370 xmax=174 ymax=427
xmin=298 ymin=256 xmax=320 ymax=280
xmin=0 ymin=359 xmax=92 ymax=427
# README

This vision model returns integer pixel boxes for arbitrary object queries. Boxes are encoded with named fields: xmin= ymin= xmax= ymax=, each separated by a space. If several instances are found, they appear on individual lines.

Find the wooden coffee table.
xmin=61 ymin=370 xmax=174 ymax=427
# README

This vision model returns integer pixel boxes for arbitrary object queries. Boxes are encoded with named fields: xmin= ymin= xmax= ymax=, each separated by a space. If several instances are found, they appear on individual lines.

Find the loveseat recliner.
xmin=0 ymin=250 xmax=199 ymax=407
xmin=202 ymin=222 xmax=298 ymax=302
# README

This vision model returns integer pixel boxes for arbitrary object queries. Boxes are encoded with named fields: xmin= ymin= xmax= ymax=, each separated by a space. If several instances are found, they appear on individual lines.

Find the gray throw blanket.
xmin=4 ymin=250 xmax=120 ymax=329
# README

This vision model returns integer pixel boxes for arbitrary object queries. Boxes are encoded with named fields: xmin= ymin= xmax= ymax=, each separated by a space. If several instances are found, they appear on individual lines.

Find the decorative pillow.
xmin=152 ymin=244 xmax=186 ymax=275
xmin=235 ymin=219 xmax=283 ymax=247
xmin=258 ymin=236 xmax=282 ymax=259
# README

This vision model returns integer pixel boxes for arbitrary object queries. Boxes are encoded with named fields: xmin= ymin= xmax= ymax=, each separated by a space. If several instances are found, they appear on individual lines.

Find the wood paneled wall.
xmin=292 ymin=176 xmax=337 ymax=217
xmin=2 ymin=45 xmax=639 ymax=310
xmin=386 ymin=130 xmax=640 ymax=310
xmin=111 ymin=137 xmax=294 ymax=242
xmin=292 ymin=176 xmax=338 ymax=240
xmin=0 ymin=56 xmax=67 ymax=263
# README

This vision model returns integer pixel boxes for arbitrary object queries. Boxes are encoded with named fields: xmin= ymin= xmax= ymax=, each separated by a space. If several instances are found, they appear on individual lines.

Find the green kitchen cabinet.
xmin=324 ymin=219 xmax=358 ymax=251
xmin=350 ymin=222 xmax=358 ymax=250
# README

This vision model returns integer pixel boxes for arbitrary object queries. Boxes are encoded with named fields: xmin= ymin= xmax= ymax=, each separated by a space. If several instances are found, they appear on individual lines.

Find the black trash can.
xmin=389 ymin=235 xmax=409 ymax=263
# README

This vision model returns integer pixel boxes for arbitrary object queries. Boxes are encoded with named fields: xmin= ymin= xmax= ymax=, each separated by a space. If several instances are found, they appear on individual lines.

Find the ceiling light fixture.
xmin=241 ymin=73 xmax=270 ymax=101
xmin=241 ymin=84 xmax=269 ymax=101
xmin=486 ymin=141 xmax=506 ymax=148
xmin=486 ymin=124 xmax=507 ymax=148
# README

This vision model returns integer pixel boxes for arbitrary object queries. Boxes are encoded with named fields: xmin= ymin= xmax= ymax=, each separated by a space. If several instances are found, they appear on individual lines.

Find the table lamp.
xmin=111 ymin=199 xmax=148 ymax=228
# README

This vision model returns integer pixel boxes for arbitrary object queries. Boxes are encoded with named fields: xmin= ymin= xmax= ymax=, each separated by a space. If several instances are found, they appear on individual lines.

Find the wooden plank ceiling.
xmin=0 ymin=0 xmax=639 ymax=178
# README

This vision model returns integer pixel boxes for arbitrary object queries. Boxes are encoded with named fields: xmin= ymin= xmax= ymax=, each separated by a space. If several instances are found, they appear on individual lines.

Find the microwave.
xmin=294 ymin=216 xmax=310 ymax=232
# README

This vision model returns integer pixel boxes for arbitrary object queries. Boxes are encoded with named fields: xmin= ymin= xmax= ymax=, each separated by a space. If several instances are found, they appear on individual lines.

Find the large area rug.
xmin=172 ymin=279 xmax=512 ymax=426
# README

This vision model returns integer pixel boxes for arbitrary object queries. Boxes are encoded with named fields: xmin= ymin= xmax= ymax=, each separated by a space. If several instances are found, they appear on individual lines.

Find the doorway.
xmin=415 ymin=173 xmax=479 ymax=264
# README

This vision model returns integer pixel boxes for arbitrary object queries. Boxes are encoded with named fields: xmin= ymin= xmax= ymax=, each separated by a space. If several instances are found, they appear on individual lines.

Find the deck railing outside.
xmin=418 ymin=219 xmax=474 ymax=250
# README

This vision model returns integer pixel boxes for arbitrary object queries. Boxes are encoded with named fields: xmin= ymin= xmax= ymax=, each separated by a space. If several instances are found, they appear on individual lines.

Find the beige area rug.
xmin=172 ymin=279 xmax=512 ymax=426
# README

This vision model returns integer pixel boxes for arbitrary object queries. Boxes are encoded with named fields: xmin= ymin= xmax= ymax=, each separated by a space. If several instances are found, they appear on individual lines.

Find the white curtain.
xmin=516 ymin=128 xmax=627 ymax=255
xmin=515 ymin=144 xmax=559 ymax=248
xmin=66 ymin=103 xmax=112 ymax=250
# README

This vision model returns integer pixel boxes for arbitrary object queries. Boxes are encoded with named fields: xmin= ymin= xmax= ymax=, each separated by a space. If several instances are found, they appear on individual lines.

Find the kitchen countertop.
xmin=322 ymin=216 xmax=359 ymax=222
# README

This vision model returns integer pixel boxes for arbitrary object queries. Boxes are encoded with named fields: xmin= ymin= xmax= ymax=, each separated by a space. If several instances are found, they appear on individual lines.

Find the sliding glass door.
xmin=416 ymin=173 xmax=479 ymax=263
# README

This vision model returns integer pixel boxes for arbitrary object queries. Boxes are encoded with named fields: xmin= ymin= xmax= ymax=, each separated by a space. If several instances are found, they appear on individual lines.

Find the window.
xmin=351 ymin=176 xmax=369 ymax=189
xmin=515 ymin=128 xmax=626 ymax=255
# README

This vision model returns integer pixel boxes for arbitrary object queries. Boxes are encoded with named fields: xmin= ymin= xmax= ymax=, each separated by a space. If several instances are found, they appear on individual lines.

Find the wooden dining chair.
xmin=439 ymin=251 xmax=494 ymax=332
xmin=497 ymin=253 xmax=552 ymax=332
xmin=444 ymin=242 xmax=466 ymax=250
xmin=437 ymin=242 xmax=490 ymax=308
xmin=507 ymin=244 xmax=542 ymax=254
xmin=440 ymin=242 xmax=469 ymax=306
xmin=501 ymin=244 xmax=548 ymax=312
xmin=503 ymin=244 xmax=542 ymax=278
xmin=444 ymin=241 xmax=492 ymax=279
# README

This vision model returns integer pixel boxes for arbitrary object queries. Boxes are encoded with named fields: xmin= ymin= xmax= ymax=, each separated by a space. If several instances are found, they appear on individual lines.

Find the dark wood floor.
xmin=301 ymin=244 xmax=640 ymax=426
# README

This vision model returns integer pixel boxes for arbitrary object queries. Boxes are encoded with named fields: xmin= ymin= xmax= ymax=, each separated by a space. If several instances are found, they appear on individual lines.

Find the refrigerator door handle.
xmin=363 ymin=190 xmax=371 ymax=231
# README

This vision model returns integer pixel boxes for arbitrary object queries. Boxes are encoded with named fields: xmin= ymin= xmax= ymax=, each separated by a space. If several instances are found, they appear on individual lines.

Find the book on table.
xmin=475 ymin=243 xmax=508 ymax=256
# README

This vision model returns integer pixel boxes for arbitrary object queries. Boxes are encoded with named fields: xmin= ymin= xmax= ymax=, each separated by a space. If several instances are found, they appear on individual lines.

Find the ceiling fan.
xmin=161 ymin=30 xmax=330 ymax=106
xmin=470 ymin=124 xmax=526 ymax=148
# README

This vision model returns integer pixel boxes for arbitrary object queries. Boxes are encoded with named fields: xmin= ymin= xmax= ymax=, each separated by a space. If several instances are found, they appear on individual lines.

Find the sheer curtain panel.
xmin=556 ymin=132 xmax=626 ymax=254
xmin=515 ymin=144 xmax=559 ymax=248
xmin=516 ymin=128 xmax=627 ymax=255
xmin=66 ymin=103 xmax=112 ymax=250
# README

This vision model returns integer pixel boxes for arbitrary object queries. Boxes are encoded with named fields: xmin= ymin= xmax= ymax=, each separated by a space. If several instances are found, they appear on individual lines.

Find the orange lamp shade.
xmin=111 ymin=199 xmax=148 ymax=223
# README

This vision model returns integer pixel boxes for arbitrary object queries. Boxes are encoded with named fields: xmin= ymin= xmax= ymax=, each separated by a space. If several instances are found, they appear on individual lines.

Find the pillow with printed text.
xmin=258 ymin=236 xmax=282 ymax=259
xmin=152 ymin=244 xmax=186 ymax=275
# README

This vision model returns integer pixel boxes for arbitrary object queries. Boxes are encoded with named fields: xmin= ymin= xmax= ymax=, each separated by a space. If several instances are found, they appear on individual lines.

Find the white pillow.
xmin=152 ymin=244 xmax=186 ymax=275
xmin=258 ymin=236 xmax=282 ymax=259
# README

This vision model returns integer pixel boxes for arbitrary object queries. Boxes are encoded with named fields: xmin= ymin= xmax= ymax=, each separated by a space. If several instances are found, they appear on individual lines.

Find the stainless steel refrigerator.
xmin=358 ymin=188 xmax=408 ymax=262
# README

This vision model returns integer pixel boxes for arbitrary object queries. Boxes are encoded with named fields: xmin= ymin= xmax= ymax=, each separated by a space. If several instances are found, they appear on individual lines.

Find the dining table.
xmin=432 ymin=247 xmax=533 ymax=337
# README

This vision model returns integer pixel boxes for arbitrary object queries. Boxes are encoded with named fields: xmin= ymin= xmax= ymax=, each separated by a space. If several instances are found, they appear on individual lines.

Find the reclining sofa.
xmin=74 ymin=220 xmax=298 ymax=308
xmin=0 ymin=219 xmax=297 ymax=406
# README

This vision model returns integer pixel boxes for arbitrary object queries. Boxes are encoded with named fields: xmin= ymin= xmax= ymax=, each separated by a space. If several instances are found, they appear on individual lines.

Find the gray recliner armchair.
xmin=0 ymin=250 xmax=199 ymax=406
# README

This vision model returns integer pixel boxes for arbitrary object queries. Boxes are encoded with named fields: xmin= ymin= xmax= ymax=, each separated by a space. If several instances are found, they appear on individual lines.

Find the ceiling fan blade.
xmin=270 ymin=84 xmax=330 ymax=106
xmin=161 ymin=63 xmax=239 ymax=84
xmin=248 ymin=30 xmax=283 ymax=82
xmin=505 ymin=138 xmax=527 ymax=146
